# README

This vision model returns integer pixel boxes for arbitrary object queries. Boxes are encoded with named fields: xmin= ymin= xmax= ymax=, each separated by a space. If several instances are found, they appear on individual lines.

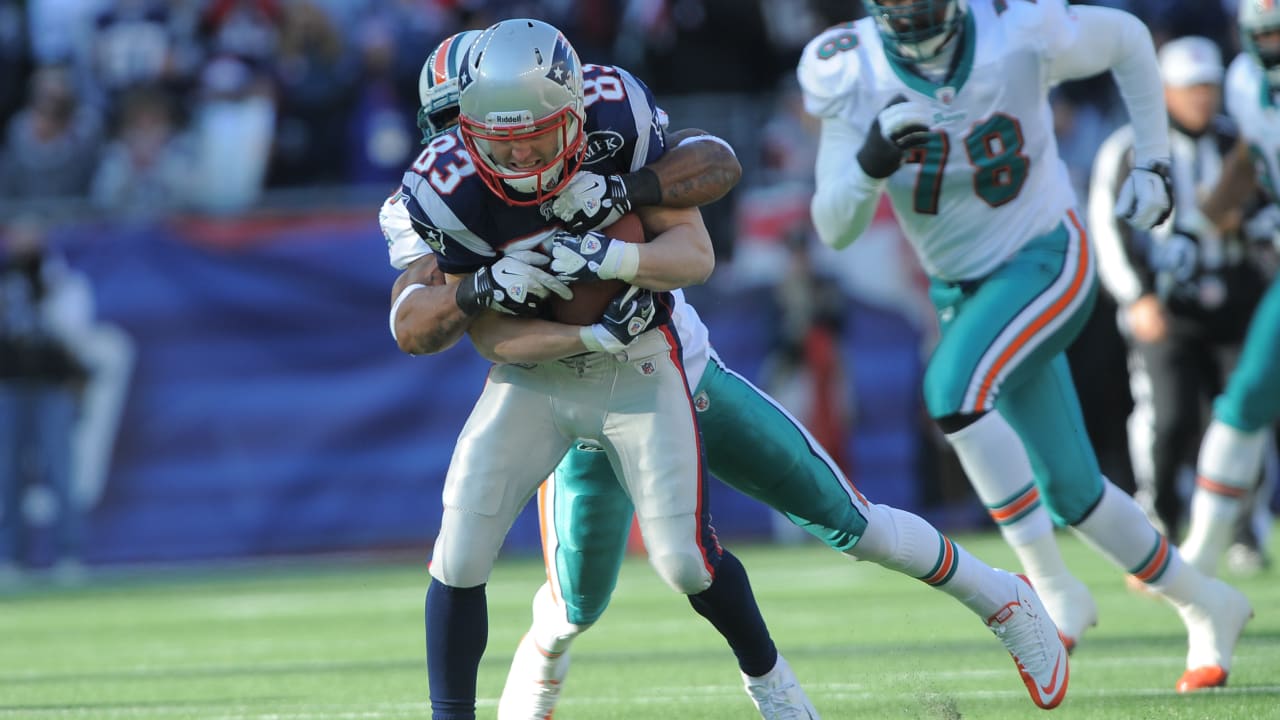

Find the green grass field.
xmin=2 ymin=529 xmax=1277 ymax=720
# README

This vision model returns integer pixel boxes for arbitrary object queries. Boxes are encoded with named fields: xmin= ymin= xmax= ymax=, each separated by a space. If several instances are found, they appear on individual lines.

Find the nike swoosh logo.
xmin=1038 ymin=652 xmax=1064 ymax=697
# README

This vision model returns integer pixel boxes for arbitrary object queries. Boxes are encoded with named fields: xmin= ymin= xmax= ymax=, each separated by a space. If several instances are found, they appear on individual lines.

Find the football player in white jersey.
xmin=1178 ymin=0 xmax=1280 ymax=582
xmin=387 ymin=25 xmax=1070 ymax=717
xmin=798 ymin=0 xmax=1252 ymax=692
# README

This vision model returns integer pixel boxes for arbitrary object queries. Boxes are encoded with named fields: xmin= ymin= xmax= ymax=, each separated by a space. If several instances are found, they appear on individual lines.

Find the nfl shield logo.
xmin=693 ymin=391 xmax=710 ymax=412
xmin=935 ymin=87 xmax=956 ymax=105
xmin=638 ymin=360 xmax=656 ymax=376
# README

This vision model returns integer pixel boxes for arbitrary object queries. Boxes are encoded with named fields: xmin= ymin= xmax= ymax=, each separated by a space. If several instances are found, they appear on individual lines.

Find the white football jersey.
xmin=798 ymin=0 xmax=1080 ymax=280
xmin=1225 ymin=53 xmax=1280 ymax=204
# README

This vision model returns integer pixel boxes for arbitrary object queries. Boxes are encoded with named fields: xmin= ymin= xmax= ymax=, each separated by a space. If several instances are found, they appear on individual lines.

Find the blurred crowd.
xmin=0 ymin=0 xmax=1270 ymax=577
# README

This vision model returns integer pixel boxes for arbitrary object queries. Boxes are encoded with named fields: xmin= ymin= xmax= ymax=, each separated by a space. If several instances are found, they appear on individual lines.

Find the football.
xmin=549 ymin=213 xmax=646 ymax=325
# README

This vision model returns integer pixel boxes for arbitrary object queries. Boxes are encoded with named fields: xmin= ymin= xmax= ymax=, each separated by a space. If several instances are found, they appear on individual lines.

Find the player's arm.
xmin=1047 ymin=6 xmax=1169 ymax=169
xmin=1201 ymin=139 xmax=1256 ymax=233
xmin=549 ymin=204 xmax=714 ymax=292
xmin=384 ymin=198 xmax=572 ymax=355
xmin=389 ymin=255 xmax=472 ymax=355
xmin=552 ymin=127 xmax=742 ymax=234
xmin=809 ymin=115 xmax=885 ymax=250
xmin=1088 ymin=127 xmax=1153 ymax=306
xmin=654 ymin=128 xmax=742 ymax=207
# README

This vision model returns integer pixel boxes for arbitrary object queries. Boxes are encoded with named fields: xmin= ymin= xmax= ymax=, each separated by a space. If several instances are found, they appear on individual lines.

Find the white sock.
xmin=528 ymin=582 xmax=588 ymax=656
xmin=1180 ymin=420 xmax=1267 ymax=576
xmin=849 ymin=502 xmax=1013 ymax=618
xmin=945 ymin=412 xmax=1069 ymax=587
xmin=1071 ymin=479 xmax=1203 ymax=604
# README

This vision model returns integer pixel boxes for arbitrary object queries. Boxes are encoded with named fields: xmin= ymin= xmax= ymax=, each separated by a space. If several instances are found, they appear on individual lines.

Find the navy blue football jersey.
xmin=399 ymin=64 xmax=666 ymax=276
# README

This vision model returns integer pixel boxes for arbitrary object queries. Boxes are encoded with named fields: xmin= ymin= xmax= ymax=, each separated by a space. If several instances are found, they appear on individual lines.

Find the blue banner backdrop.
xmin=50 ymin=214 xmax=923 ymax=566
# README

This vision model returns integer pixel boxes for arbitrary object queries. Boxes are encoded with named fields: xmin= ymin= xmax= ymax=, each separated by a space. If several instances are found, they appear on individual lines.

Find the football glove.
xmin=455 ymin=250 xmax=572 ymax=316
xmin=581 ymin=286 xmax=662 ymax=354
xmin=551 ymin=171 xmax=632 ymax=233
xmin=549 ymin=230 xmax=635 ymax=283
xmin=1116 ymin=160 xmax=1173 ymax=231
xmin=857 ymin=95 xmax=933 ymax=179
xmin=1150 ymin=232 xmax=1198 ymax=302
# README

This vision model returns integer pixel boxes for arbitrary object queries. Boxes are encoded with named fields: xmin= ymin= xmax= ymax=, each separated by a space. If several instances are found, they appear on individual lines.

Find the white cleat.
xmin=742 ymin=654 xmax=820 ymax=719
xmin=497 ymin=633 xmax=570 ymax=720
xmin=1174 ymin=578 xmax=1253 ymax=693
xmin=988 ymin=573 xmax=1070 ymax=710
xmin=1030 ymin=574 xmax=1098 ymax=653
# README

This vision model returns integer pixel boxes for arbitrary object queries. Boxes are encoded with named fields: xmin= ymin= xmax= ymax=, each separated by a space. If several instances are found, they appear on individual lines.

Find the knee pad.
xmin=648 ymin=551 xmax=713 ymax=595
xmin=427 ymin=509 xmax=503 ymax=588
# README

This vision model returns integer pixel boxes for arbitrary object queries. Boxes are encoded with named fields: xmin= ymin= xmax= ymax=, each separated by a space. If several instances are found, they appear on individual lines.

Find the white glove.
xmin=1243 ymin=204 xmax=1280 ymax=247
xmin=1116 ymin=161 xmax=1173 ymax=231
xmin=454 ymin=250 xmax=573 ymax=316
xmin=551 ymin=171 xmax=630 ymax=233
xmin=549 ymin=230 xmax=637 ymax=283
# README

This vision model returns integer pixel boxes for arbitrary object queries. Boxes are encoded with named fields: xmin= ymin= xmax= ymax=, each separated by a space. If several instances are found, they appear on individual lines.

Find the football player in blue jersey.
xmin=387 ymin=21 xmax=1070 ymax=718
xmin=799 ymin=0 xmax=1251 ymax=693
xmin=389 ymin=21 xmax=817 ymax=720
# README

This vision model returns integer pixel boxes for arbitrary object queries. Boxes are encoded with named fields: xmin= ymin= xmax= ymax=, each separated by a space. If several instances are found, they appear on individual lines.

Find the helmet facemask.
xmin=457 ymin=19 xmax=586 ymax=206
xmin=863 ymin=0 xmax=966 ymax=62
xmin=459 ymin=104 xmax=584 ymax=206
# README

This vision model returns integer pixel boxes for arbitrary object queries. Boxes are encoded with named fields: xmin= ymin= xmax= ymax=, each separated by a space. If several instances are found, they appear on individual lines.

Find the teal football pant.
xmin=1213 ymin=273 xmax=1280 ymax=433
xmin=540 ymin=354 xmax=868 ymax=626
xmin=923 ymin=210 xmax=1104 ymax=525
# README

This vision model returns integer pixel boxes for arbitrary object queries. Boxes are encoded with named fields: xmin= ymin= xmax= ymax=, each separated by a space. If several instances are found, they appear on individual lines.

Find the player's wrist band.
xmin=621 ymin=167 xmax=661 ymax=207
xmin=389 ymin=283 xmax=427 ymax=342
xmin=600 ymin=241 xmax=641 ymax=283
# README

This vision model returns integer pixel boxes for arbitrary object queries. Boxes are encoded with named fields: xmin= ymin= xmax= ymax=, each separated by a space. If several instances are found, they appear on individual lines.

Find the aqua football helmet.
xmin=417 ymin=30 xmax=483 ymax=142
xmin=1240 ymin=0 xmax=1280 ymax=87
xmin=457 ymin=19 xmax=586 ymax=206
xmin=863 ymin=0 xmax=967 ymax=61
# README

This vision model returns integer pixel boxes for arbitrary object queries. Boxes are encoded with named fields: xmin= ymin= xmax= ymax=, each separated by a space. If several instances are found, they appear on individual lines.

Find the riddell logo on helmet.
xmin=486 ymin=110 xmax=533 ymax=126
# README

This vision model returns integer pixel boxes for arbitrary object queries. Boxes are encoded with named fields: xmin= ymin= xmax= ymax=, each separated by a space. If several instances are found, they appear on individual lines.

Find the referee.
xmin=1089 ymin=36 xmax=1269 ymax=540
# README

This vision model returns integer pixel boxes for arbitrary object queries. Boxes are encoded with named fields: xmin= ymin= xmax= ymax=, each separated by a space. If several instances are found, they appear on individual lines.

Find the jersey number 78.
xmin=906 ymin=113 xmax=1030 ymax=214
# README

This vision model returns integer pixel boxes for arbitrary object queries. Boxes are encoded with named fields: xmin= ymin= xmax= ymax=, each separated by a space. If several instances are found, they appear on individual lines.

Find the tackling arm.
xmin=652 ymin=128 xmax=742 ymax=207
xmin=389 ymin=254 xmax=475 ymax=355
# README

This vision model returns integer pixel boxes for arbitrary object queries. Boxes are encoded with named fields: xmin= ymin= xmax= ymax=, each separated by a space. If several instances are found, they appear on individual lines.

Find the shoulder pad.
xmin=994 ymin=0 xmax=1077 ymax=55
xmin=798 ymin=22 xmax=866 ymax=119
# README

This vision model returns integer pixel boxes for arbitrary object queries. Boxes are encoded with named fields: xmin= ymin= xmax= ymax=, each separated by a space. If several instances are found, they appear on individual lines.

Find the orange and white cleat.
xmin=1174 ymin=578 xmax=1253 ymax=693
xmin=989 ymin=572 xmax=1070 ymax=709
xmin=1018 ymin=573 xmax=1096 ymax=655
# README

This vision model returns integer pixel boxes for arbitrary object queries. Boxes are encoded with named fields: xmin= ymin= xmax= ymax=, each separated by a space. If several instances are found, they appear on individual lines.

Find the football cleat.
xmin=1174 ymin=578 xmax=1253 ymax=693
xmin=988 ymin=573 xmax=1070 ymax=710
xmin=1026 ymin=573 xmax=1098 ymax=654
xmin=497 ymin=633 xmax=570 ymax=720
xmin=742 ymin=654 xmax=820 ymax=719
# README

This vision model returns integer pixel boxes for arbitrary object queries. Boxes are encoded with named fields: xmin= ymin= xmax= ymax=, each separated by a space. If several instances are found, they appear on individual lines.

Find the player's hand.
xmin=1126 ymin=294 xmax=1168 ymax=343
xmin=455 ymin=250 xmax=573 ymax=316
xmin=857 ymin=94 xmax=933 ymax=179
xmin=1117 ymin=160 xmax=1173 ymax=230
xmin=552 ymin=171 xmax=631 ymax=233
xmin=580 ymin=286 xmax=662 ymax=354
xmin=1243 ymin=204 xmax=1280 ymax=247
xmin=549 ymin=230 xmax=628 ymax=283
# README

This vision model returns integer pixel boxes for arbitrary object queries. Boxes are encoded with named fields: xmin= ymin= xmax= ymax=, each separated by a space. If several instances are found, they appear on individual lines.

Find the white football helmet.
xmin=457 ymin=19 xmax=586 ymax=206
xmin=1240 ymin=0 xmax=1280 ymax=87
xmin=863 ymin=0 xmax=968 ymax=61
xmin=417 ymin=30 xmax=483 ymax=142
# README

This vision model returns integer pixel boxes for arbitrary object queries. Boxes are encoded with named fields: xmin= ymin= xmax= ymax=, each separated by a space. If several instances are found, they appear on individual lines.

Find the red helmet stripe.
xmin=432 ymin=35 xmax=454 ymax=85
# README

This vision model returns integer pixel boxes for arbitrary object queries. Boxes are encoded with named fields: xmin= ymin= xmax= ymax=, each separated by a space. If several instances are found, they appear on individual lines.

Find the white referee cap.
xmin=1158 ymin=36 xmax=1224 ymax=87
